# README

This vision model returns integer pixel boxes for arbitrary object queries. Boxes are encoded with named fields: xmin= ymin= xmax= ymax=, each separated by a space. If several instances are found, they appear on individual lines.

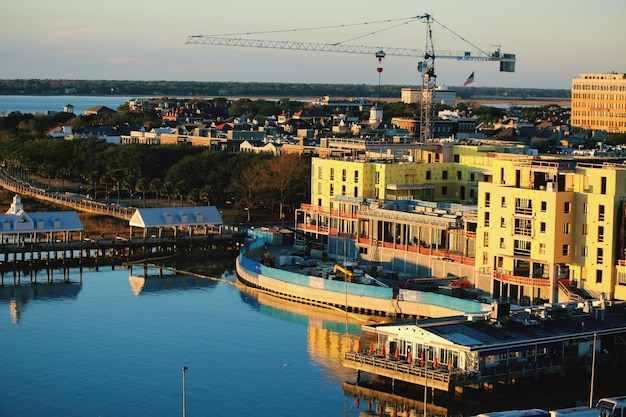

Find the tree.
xmin=122 ymin=175 xmax=137 ymax=206
xmin=229 ymin=164 xmax=264 ymax=222
xmin=109 ymin=169 xmax=125 ymax=204
xmin=259 ymin=154 xmax=310 ymax=220
xmin=136 ymin=177 xmax=148 ymax=208
xmin=149 ymin=178 xmax=163 ymax=207
xmin=199 ymin=185 xmax=212 ymax=206
xmin=162 ymin=181 xmax=175 ymax=207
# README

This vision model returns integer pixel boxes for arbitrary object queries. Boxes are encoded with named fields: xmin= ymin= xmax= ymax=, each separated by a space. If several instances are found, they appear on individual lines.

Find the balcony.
xmin=514 ymin=206 xmax=533 ymax=216
xmin=494 ymin=270 xmax=551 ymax=287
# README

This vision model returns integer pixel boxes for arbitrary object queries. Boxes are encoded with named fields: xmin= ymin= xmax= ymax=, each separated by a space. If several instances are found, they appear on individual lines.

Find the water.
xmin=0 ymin=266 xmax=363 ymax=417
xmin=0 ymin=95 xmax=134 ymax=115
xmin=1 ymin=265 xmax=622 ymax=417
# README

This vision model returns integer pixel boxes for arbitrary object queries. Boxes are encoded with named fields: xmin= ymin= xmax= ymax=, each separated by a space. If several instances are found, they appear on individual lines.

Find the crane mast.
xmin=419 ymin=14 xmax=437 ymax=142
xmin=186 ymin=14 xmax=516 ymax=141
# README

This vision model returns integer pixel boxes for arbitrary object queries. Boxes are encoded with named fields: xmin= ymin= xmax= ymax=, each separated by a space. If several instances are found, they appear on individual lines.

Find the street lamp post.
xmin=182 ymin=366 xmax=188 ymax=417
xmin=423 ymin=346 xmax=429 ymax=417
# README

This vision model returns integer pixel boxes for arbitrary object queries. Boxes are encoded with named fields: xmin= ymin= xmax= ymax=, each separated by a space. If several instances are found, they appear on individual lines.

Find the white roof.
xmin=0 ymin=211 xmax=83 ymax=233
xmin=0 ymin=195 xmax=83 ymax=233
xmin=129 ymin=206 xmax=223 ymax=228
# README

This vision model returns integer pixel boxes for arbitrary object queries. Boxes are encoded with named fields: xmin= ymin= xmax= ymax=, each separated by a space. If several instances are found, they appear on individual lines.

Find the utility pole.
xmin=182 ymin=366 xmax=188 ymax=417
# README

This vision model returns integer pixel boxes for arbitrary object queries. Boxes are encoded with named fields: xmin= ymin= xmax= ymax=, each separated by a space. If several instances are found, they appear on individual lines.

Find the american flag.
xmin=462 ymin=71 xmax=475 ymax=87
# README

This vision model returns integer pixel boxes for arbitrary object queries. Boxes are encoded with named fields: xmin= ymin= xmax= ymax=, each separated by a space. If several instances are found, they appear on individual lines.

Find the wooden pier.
xmin=0 ymin=232 xmax=246 ymax=281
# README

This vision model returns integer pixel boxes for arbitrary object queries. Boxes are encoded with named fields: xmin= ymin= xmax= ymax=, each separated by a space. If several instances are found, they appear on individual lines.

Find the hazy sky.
xmin=2 ymin=0 xmax=624 ymax=90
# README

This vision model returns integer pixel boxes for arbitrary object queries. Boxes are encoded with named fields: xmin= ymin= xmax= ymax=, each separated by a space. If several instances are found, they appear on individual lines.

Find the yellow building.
xmin=476 ymin=158 xmax=626 ymax=303
xmin=296 ymin=142 xmax=626 ymax=305
xmin=571 ymin=72 xmax=626 ymax=134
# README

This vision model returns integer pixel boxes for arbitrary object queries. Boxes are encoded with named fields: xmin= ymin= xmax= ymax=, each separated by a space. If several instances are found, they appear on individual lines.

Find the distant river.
xmin=0 ymin=95 xmax=135 ymax=115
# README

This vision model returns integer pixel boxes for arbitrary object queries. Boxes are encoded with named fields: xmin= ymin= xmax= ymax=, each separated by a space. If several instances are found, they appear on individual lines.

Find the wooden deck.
xmin=343 ymin=351 xmax=480 ymax=393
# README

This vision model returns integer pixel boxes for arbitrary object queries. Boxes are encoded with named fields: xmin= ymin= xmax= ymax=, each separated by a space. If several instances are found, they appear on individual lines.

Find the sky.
xmin=1 ymin=0 xmax=625 ymax=90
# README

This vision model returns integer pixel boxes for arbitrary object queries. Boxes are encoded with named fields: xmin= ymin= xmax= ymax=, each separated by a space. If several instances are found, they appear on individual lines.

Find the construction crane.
xmin=186 ymin=14 xmax=516 ymax=141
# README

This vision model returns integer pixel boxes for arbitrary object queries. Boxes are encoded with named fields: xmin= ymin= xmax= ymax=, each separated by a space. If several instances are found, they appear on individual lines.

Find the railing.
xmin=494 ymin=270 xmax=550 ymax=287
xmin=514 ymin=206 xmax=533 ymax=216
xmin=344 ymin=351 xmax=480 ymax=387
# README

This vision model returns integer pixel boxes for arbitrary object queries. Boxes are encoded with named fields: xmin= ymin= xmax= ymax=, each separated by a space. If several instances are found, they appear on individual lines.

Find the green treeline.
xmin=0 ymin=79 xmax=570 ymax=100
xmin=0 ymin=138 xmax=311 ymax=218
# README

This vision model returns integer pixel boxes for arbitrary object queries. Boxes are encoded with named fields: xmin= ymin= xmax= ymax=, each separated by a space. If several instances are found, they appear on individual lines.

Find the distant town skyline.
xmin=1 ymin=0 xmax=625 ymax=90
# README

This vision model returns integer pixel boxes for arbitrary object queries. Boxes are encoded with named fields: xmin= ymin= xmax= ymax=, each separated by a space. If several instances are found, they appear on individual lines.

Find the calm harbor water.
xmin=1 ymin=264 xmax=622 ymax=417
xmin=0 ymin=266 xmax=366 ymax=417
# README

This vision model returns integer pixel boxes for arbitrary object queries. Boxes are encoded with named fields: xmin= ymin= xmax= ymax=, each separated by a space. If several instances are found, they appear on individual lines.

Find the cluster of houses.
xmin=42 ymin=95 xmax=600 ymax=156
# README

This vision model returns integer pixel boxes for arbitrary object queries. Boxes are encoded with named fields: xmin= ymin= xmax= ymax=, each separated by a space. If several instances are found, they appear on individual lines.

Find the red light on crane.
xmin=375 ymin=50 xmax=385 ymax=73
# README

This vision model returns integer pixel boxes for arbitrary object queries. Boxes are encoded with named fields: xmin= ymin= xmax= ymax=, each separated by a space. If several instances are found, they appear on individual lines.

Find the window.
xmin=330 ymin=168 xmax=334 ymax=180
xmin=483 ymin=232 xmax=489 ymax=246
xmin=601 ymin=176 xmax=607 ymax=194
xmin=599 ymin=205 xmax=605 ymax=221
xmin=539 ymin=243 xmax=546 ymax=255
xmin=426 ymin=170 xmax=431 ymax=180
xmin=341 ymin=185 xmax=346 ymax=196
xmin=317 ymin=182 xmax=322 ymax=194
xmin=596 ymin=269 xmax=603 ymax=284
xmin=454 ymin=154 xmax=460 ymax=163
xmin=354 ymin=171 xmax=359 ymax=183
xmin=317 ymin=166 xmax=322 ymax=179
xmin=342 ymin=169 xmax=346 ymax=181
xmin=501 ymin=217 xmax=506 ymax=228
xmin=583 ymin=202 xmax=588 ymax=215
xmin=470 ymin=172 xmax=476 ymax=182
xmin=500 ymin=238 xmax=505 ymax=249
xmin=618 ymin=271 xmax=626 ymax=286
xmin=330 ymin=184 xmax=334 ymax=196
xmin=457 ymin=170 xmax=462 ymax=180
xmin=442 ymin=186 xmax=448 ymax=195
xmin=541 ymin=201 xmax=547 ymax=212
xmin=354 ymin=187 xmax=358 ymax=197
xmin=482 ymin=252 xmax=489 ymax=265
xmin=562 ymin=244 xmax=570 ymax=256
xmin=582 ymin=246 xmax=588 ymax=258
xmin=376 ymin=171 xmax=380 ymax=184
xmin=597 ymin=248 xmax=604 ymax=264
xmin=484 ymin=212 xmax=490 ymax=226
xmin=442 ymin=170 xmax=448 ymax=180
xmin=564 ymin=202 xmax=571 ymax=214
xmin=540 ymin=222 xmax=546 ymax=233
xmin=598 ymin=226 xmax=604 ymax=242
xmin=564 ymin=223 xmax=570 ymax=235
xmin=501 ymin=197 xmax=506 ymax=208
xmin=485 ymin=192 xmax=491 ymax=207
xmin=582 ymin=223 xmax=588 ymax=235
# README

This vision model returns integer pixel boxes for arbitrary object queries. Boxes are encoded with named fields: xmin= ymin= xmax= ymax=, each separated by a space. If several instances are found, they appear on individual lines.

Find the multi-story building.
xmin=571 ymin=72 xmax=626 ymax=134
xmin=401 ymin=86 xmax=456 ymax=107
xmin=477 ymin=158 xmax=626 ymax=305
xmin=295 ymin=143 xmax=626 ymax=306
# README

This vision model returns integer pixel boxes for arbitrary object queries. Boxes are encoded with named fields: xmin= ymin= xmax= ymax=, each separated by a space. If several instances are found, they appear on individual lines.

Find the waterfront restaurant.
xmin=344 ymin=299 xmax=626 ymax=392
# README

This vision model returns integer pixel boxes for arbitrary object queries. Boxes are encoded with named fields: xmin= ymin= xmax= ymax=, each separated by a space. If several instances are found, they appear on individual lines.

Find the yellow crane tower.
xmin=186 ymin=14 xmax=516 ymax=141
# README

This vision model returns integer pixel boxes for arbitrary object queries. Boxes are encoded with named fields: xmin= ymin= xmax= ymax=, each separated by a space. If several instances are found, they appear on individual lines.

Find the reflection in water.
xmin=341 ymin=362 xmax=625 ymax=417
xmin=0 ymin=280 xmax=82 ymax=324
xmin=236 ymin=281 xmax=625 ymax=417
xmin=128 ymin=269 xmax=219 ymax=296
xmin=238 ymin=286 xmax=385 ymax=383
